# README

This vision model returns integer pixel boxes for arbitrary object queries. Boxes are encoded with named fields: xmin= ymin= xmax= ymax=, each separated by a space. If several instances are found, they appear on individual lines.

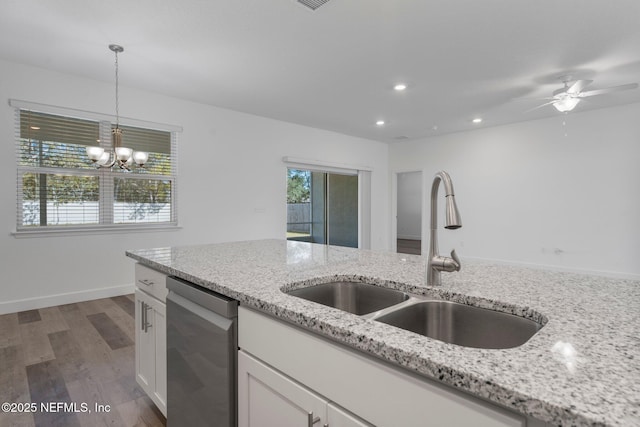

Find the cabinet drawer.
xmin=135 ymin=263 xmax=168 ymax=302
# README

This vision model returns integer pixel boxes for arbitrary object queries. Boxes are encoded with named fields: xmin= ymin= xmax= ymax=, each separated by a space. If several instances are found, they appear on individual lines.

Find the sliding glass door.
xmin=286 ymin=168 xmax=358 ymax=248
xmin=326 ymin=173 xmax=358 ymax=247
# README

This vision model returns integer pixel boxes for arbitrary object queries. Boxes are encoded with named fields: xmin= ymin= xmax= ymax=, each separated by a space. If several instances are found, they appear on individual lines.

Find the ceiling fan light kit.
xmin=553 ymin=94 xmax=580 ymax=112
xmin=531 ymin=77 xmax=639 ymax=113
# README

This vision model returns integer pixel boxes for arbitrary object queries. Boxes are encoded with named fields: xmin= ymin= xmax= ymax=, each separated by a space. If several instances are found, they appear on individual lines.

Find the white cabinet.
xmin=239 ymin=351 xmax=371 ymax=427
xmin=134 ymin=264 xmax=167 ymax=416
xmin=239 ymin=306 xmax=525 ymax=427
xmin=239 ymin=351 xmax=327 ymax=427
xmin=327 ymin=404 xmax=374 ymax=427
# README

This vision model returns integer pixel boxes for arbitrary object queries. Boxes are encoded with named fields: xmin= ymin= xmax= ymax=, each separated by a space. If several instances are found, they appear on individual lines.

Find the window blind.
xmin=15 ymin=107 xmax=178 ymax=232
xmin=19 ymin=110 xmax=100 ymax=170
xmin=116 ymin=124 xmax=171 ymax=154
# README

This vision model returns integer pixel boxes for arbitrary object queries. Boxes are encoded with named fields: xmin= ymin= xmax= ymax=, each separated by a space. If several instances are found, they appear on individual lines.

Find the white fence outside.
xmin=22 ymin=201 xmax=171 ymax=225
xmin=287 ymin=203 xmax=311 ymax=233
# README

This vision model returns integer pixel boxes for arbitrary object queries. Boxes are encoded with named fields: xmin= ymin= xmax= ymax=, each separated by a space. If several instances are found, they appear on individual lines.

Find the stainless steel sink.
xmin=373 ymin=301 xmax=543 ymax=349
xmin=286 ymin=281 xmax=410 ymax=315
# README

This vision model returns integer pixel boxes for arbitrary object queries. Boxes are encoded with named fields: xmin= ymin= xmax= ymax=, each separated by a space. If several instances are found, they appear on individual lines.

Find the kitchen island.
xmin=127 ymin=239 xmax=639 ymax=426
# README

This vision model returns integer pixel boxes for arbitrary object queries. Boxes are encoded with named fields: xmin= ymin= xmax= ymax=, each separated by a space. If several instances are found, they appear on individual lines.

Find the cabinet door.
xmin=238 ymin=351 xmax=327 ymax=427
xmin=152 ymin=301 xmax=167 ymax=415
xmin=135 ymin=289 xmax=167 ymax=416
xmin=135 ymin=290 xmax=156 ymax=396
xmin=327 ymin=403 xmax=373 ymax=427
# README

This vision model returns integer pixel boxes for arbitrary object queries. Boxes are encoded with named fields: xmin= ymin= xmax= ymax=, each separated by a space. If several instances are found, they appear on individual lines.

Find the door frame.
xmin=391 ymin=169 xmax=425 ymax=254
xmin=284 ymin=157 xmax=372 ymax=249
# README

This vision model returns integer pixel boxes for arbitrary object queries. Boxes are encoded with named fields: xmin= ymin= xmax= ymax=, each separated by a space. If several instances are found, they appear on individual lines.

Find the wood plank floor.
xmin=397 ymin=238 xmax=421 ymax=255
xmin=0 ymin=296 xmax=166 ymax=427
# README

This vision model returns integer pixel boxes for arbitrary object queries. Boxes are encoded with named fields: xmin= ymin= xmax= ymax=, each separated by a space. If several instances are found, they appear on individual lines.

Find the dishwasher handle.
xmin=167 ymin=291 xmax=236 ymax=333
xmin=167 ymin=276 xmax=237 ymax=317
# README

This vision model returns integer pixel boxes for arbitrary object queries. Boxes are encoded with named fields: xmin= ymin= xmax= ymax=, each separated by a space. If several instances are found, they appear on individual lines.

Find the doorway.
xmin=396 ymin=171 xmax=422 ymax=255
xmin=286 ymin=168 xmax=358 ymax=248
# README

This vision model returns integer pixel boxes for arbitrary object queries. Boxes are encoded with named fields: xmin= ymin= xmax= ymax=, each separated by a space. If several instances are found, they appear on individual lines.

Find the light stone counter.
xmin=126 ymin=239 xmax=639 ymax=427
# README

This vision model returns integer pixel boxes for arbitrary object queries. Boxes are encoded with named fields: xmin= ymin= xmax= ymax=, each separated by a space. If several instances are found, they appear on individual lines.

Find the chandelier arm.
xmin=119 ymin=160 xmax=132 ymax=172
xmin=95 ymin=150 xmax=117 ymax=169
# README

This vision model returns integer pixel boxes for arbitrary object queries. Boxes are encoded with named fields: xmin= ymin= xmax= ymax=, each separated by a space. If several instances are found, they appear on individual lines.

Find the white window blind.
xmin=15 ymin=106 xmax=178 ymax=232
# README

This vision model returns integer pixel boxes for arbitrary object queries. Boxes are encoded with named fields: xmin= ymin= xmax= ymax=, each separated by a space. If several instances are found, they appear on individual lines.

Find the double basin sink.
xmin=285 ymin=281 xmax=543 ymax=349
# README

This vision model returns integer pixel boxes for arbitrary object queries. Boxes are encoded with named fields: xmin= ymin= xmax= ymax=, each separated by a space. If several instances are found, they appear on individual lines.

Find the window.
xmin=14 ymin=105 xmax=178 ymax=233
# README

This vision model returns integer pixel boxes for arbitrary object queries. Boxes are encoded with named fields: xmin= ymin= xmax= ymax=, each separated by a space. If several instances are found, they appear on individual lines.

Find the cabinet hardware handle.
xmin=140 ymin=301 xmax=145 ymax=331
xmin=138 ymin=279 xmax=153 ymax=286
xmin=307 ymin=411 xmax=320 ymax=427
xmin=143 ymin=303 xmax=152 ymax=333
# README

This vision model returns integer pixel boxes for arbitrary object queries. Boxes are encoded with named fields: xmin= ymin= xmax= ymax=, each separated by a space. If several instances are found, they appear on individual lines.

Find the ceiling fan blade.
xmin=524 ymin=100 xmax=557 ymax=113
xmin=513 ymin=96 xmax=557 ymax=101
xmin=566 ymin=79 xmax=593 ymax=94
xmin=578 ymin=83 xmax=639 ymax=97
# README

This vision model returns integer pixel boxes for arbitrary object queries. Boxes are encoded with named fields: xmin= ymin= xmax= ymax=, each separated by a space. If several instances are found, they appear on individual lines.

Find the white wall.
xmin=397 ymin=171 xmax=422 ymax=240
xmin=390 ymin=103 xmax=640 ymax=279
xmin=0 ymin=59 xmax=389 ymax=313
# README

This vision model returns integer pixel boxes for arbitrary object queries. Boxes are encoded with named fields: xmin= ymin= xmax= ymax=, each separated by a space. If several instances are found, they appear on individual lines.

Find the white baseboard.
xmin=0 ymin=284 xmax=136 ymax=315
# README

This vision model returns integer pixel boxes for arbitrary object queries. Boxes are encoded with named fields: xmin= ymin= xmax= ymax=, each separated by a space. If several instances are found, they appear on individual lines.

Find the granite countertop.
xmin=126 ymin=239 xmax=640 ymax=427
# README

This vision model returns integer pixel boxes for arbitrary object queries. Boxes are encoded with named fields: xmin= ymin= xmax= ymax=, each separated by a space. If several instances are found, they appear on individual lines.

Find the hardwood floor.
xmin=397 ymin=238 xmax=421 ymax=255
xmin=0 ymin=296 xmax=166 ymax=427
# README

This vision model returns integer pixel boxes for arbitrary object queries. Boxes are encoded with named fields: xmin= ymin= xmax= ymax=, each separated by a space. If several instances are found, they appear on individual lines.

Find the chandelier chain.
xmin=114 ymin=48 xmax=119 ymax=127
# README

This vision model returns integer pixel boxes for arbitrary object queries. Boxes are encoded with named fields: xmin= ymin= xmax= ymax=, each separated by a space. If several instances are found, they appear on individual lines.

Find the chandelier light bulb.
xmin=133 ymin=151 xmax=149 ymax=166
xmin=97 ymin=151 xmax=111 ymax=166
xmin=86 ymin=146 xmax=105 ymax=162
xmin=115 ymin=146 xmax=133 ymax=161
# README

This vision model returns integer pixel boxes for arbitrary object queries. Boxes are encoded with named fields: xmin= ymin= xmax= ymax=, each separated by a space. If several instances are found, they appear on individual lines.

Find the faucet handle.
xmin=432 ymin=250 xmax=462 ymax=273
xmin=450 ymin=249 xmax=461 ymax=272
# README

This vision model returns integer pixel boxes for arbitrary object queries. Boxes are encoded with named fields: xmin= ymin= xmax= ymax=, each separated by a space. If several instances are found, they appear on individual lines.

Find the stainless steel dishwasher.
xmin=166 ymin=276 xmax=238 ymax=427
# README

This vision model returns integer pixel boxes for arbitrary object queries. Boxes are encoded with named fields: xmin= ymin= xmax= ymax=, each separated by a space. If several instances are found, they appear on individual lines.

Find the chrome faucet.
xmin=427 ymin=171 xmax=462 ymax=286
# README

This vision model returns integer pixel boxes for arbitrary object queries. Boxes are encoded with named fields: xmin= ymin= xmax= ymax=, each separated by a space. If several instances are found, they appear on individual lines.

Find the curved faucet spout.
xmin=431 ymin=171 xmax=462 ymax=230
xmin=428 ymin=171 xmax=462 ymax=286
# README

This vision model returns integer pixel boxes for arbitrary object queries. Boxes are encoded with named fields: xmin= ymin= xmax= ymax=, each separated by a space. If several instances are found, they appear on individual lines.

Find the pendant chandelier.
xmin=86 ymin=44 xmax=148 ymax=170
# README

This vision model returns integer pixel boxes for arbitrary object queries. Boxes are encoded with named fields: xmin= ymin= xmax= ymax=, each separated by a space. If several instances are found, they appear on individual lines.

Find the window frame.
xmin=11 ymin=99 xmax=181 ymax=237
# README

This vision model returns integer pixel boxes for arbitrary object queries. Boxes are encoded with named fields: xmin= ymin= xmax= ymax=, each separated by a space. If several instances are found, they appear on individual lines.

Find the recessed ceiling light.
xmin=472 ymin=118 xmax=483 ymax=124
xmin=376 ymin=120 xmax=385 ymax=126
xmin=394 ymin=83 xmax=407 ymax=91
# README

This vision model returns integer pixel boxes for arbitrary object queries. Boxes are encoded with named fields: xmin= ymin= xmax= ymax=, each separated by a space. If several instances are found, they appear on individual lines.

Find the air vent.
xmin=297 ymin=0 xmax=331 ymax=10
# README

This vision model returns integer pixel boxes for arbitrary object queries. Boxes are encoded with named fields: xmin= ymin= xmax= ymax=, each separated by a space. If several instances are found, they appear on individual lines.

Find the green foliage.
xmin=114 ymin=178 xmax=170 ymax=203
xmin=114 ymin=178 xmax=171 ymax=221
xmin=21 ymin=139 xmax=99 ymax=203
xmin=287 ymin=169 xmax=310 ymax=203
xmin=22 ymin=174 xmax=99 ymax=203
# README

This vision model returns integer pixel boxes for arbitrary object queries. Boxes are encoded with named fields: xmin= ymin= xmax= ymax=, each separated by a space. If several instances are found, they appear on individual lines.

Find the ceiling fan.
xmin=529 ymin=77 xmax=639 ymax=113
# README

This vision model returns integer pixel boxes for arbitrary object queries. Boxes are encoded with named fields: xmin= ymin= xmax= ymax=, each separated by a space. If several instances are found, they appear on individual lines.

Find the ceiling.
xmin=1 ymin=0 xmax=640 ymax=142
